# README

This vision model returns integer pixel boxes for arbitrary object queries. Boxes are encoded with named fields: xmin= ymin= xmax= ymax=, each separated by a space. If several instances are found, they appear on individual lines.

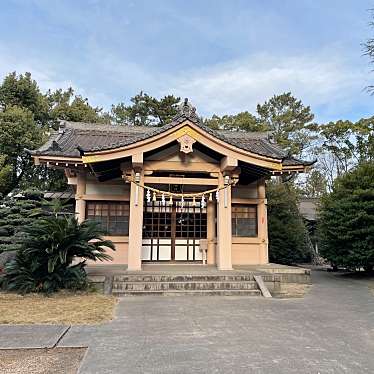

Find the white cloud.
xmin=1 ymin=39 xmax=372 ymax=122
xmin=0 ymin=44 xmax=115 ymax=110
xmin=0 ymin=44 xmax=74 ymax=93
xmin=165 ymin=50 xmax=372 ymax=122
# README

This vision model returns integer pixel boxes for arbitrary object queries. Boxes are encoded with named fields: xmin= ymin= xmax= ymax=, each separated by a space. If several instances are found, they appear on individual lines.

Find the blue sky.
xmin=0 ymin=0 xmax=373 ymax=122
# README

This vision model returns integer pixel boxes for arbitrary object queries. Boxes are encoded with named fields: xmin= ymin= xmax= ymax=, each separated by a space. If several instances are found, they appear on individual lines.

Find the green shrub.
xmin=0 ymin=190 xmax=45 ymax=253
xmin=268 ymin=181 xmax=311 ymax=265
xmin=319 ymin=162 xmax=374 ymax=271
xmin=0 ymin=190 xmax=74 ymax=254
xmin=1 ymin=216 xmax=115 ymax=294
xmin=0 ymin=227 xmax=12 ymax=236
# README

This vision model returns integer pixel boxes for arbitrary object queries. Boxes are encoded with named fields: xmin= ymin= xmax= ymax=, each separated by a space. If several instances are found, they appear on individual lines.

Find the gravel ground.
xmin=0 ymin=347 xmax=86 ymax=374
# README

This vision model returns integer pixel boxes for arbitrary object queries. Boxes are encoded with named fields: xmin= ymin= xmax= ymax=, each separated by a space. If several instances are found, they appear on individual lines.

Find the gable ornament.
xmin=177 ymin=134 xmax=196 ymax=154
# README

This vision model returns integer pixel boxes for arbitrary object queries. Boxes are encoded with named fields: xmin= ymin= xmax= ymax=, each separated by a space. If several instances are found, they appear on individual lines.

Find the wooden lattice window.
xmin=175 ymin=201 xmax=207 ymax=239
xmin=86 ymin=201 xmax=129 ymax=235
xmin=143 ymin=202 xmax=172 ymax=238
xmin=232 ymin=204 xmax=257 ymax=237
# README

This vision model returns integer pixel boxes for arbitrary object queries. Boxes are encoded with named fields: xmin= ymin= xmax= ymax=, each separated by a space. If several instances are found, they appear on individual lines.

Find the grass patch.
xmin=0 ymin=291 xmax=117 ymax=325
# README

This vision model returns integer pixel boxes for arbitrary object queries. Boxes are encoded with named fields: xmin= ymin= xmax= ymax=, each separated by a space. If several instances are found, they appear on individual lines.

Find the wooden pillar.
xmin=216 ymin=172 xmax=232 ymax=270
xmin=207 ymin=200 xmax=216 ymax=265
xmin=75 ymin=172 xmax=86 ymax=223
xmin=127 ymin=169 xmax=144 ymax=271
xmin=257 ymin=179 xmax=269 ymax=264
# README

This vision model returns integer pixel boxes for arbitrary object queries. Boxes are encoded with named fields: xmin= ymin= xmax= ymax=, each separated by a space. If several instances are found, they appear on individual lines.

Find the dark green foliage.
xmin=47 ymin=87 xmax=109 ymax=126
xmin=0 ymin=72 xmax=49 ymax=126
xmin=0 ymin=106 xmax=43 ymax=195
xmin=0 ymin=191 xmax=73 ymax=255
xmin=0 ymin=190 xmax=45 ymax=253
xmin=0 ymin=226 xmax=12 ymax=236
xmin=318 ymin=162 xmax=374 ymax=271
xmin=2 ymin=252 xmax=88 ymax=294
xmin=268 ymin=181 xmax=311 ymax=265
xmin=204 ymin=111 xmax=267 ymax=132
xmin=111 ymin=92 xmax=180 ymax=126
xmin=205 ymin=92 xmax=316 ymax=158
xmin=0 ymin=72 xmax=111 ymax=195
xmin=1 ymin=216 xmax=115 ymax=294
xmin=256 ymin=92 xmax=316 ymax=157
xmin=22 ymin=167 xmax=68 ymax=195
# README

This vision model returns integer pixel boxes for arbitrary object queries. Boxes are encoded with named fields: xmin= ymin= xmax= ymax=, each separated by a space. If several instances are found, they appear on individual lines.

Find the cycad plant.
xmin=1 ymin=216 xmax=115 ymax=294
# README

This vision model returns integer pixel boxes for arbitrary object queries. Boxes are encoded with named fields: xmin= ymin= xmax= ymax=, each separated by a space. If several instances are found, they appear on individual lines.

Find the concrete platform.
xmin=87 ymin=263 xmax=310 ymax=276
xmin=87 ymin=263 xmax=310 ymax=296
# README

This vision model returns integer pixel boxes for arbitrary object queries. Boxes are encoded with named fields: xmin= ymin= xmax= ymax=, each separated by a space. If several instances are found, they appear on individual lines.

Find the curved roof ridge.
xmin=216 ymin=130 xmax=270 ymax=139
xmin=62 ymin=120 xmax=154 ymax=133
xmin=30 ymin=100 xmax=312 ymax=167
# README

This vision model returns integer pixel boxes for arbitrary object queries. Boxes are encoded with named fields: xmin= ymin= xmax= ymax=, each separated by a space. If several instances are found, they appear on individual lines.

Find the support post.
xmin=257 ymin=179 xmax=269 ymax=264
xmin=127 ymin=169 xmax=144 ymax=271
xmin=207 ymin=200 xmax=216 ymax=265
xmin=216 ymin=172 xmax=232 ymax=270
xmin=75 ymin=172 xmax=86 ymax=223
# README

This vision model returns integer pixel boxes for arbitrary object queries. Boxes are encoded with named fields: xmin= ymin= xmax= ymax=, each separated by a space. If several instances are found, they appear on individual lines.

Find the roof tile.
xmin=31 ymin=112 xmax=313 ymax=167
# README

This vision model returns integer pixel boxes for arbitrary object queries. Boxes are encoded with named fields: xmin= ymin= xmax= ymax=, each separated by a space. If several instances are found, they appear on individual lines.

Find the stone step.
xmin=113 ymin=274 xmax=255 ymax=283
xmin=113 ymin=289 xmax=262 ymax=297
xmin=112 ymin=281 xmax=258 ymax=292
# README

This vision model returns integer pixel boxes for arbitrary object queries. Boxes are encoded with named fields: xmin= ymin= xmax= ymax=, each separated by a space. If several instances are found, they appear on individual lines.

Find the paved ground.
xmin=59 ymin=271 xmax=374 ymax=374
xmin=0 ymin=325 xmax=68 ymax=349
xmin=1 ymin=270 xmax=373 ymax=373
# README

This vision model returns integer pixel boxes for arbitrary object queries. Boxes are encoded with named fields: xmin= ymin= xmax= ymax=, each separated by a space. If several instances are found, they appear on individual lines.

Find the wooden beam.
xmin=67 ymin=176 xmax=77 ymax=186
xmin=231 ymin=198 xmax=262 ymax=204
xmin=221 ymin=156 xmax=238 ymax=172
xmin=132 ymin=153 xmax=143 ymax=169
xmin=144 ymin=176 xmax=218 ymax=185
xmin=64 ymin=168 xmax=76 ymax=179
xmin=143 ymin=161 xmax=220 ymax=173
xmin=79 ymin=194 xmax=130 ymax=201
xmin=36 ymin=155 xmax=82 ymax=162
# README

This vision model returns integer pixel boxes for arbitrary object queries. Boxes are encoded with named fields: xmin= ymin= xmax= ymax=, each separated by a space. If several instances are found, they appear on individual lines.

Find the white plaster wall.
xmin=232 ymin=183 xmax=258 ymax=199
xmin=86 ymin=182 xmax=130 ymax=195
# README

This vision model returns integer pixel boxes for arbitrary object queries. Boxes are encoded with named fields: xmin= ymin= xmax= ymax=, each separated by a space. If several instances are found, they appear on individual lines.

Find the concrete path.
xmin=0 ymin=325 xmax=68 ymax=349
xmin=58 ymin=271 xmax=374 ymax=374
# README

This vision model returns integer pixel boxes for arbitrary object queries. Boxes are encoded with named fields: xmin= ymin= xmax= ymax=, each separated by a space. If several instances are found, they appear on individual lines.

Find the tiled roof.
xmin=31 ymin=101 xmax=313 ymax=167
xmin=298 ymin=198 xmax=319 ymax=221
xmin=34 ymin=122 xmax=157 ymax=158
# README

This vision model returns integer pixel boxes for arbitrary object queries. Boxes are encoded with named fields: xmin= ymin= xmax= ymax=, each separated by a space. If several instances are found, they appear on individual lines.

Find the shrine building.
xmin=30 ymin=99 xmax=312 ymax=271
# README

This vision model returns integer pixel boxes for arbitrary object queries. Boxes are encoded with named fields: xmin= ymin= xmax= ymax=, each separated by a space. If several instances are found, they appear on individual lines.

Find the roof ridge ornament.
xmin=175 ymin=98 xmax=200 ymax=123
xmin=58 ymin=119 xmax=67 ymax=134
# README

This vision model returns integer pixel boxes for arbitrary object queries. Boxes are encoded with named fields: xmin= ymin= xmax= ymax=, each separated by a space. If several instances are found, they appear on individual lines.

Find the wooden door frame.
xmin=142 ymin=198 xmax=207 ymax=262
xmin=171 ymin=203 xmax=176 ymax=260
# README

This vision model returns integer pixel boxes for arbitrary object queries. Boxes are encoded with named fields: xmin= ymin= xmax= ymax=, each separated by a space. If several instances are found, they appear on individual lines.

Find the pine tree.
xmin=0 ymin=190 xmax=45 ymax=253
xmin=318 ymin=162 xmax=374 ymax=271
